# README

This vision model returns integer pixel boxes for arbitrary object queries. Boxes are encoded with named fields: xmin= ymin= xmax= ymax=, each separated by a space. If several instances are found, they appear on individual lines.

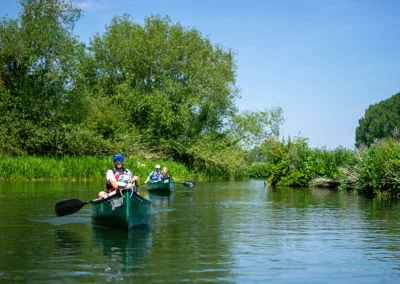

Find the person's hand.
xmin=130 ymin=176 xmax=138 ymax=183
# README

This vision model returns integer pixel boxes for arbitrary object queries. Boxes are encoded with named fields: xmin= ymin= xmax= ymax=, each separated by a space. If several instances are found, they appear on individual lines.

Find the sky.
xmin=1 ymin=0 xmax=400 ymax=149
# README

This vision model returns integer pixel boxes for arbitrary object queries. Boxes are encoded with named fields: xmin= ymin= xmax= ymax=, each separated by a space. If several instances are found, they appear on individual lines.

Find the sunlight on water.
xmin=0 ymin=180 xmax=399 ymax=283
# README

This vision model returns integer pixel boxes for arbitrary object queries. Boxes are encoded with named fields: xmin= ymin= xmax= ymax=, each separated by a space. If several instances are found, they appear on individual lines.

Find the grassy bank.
xmin=339 ymin=138 xmax=400 ymax=197
xmin=0 ymin=156 xmax=200 ymax=182
xmin=260 ymin=137 xmax=400 ymax=197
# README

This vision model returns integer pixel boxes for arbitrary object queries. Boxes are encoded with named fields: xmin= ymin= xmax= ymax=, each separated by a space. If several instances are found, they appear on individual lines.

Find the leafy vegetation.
xmin=262 ymin=137 xmax=354 ymax=187
xmin=2 ymin=1 xmax=400 ymax=198
xmin=0 ymin=0 xmax=283 ymax=179
xmin=356 ymin=91 xmax=400 ymax=147
xmin=0 ymin=155 xmax=195 ymax=182
xmin=339 ymin=138 xmax=400 ymax=197
xmin=0 ymin=0 xmax=86 ymax=155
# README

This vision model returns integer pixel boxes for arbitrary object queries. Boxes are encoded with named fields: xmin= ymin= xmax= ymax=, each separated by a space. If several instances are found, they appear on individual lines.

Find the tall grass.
xmin=0 ymin=156 xmax=196 ymax=182
xmin=313 ymin=146 xmax=355 ymax=178
xmin=264 ymin=138 xmax=355 ymax=187
xmin=248 ymin=162 xmax=268 ymax=178
xmin=339 ymin=138 xmax=400 ymax=197
xmin=261 ymin=136 xmax=400 ymax=197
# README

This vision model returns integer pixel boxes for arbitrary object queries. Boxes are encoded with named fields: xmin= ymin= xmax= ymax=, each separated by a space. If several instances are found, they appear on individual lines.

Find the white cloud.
xmin=75 ymin=0 xmax=110 ymax=12
xmin=77 ymin=0 xmax=95 ymax=10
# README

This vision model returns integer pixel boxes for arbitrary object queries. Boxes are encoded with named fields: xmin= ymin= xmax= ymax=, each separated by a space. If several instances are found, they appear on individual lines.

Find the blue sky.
xmin=2 ymin=0 xmax=400 ymax=149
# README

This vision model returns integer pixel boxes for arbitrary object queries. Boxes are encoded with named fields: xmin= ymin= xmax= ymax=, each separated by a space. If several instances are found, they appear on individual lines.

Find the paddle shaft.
xmin=55 ymin=186 xmax=141 ymax=217
xmin=146 ymin=178 xmax=194 ymax=188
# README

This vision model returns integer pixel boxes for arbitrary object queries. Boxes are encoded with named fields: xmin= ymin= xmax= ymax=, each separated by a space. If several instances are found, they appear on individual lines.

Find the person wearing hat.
xmin=144 ymin=164 xmax=162 ymax=184
xmin=98 ymin=153 xmax=138 ymax=198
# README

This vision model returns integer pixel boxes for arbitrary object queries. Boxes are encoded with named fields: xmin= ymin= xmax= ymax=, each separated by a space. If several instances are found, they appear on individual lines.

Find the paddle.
xmin=174 ymin=181 xmax=195 ymax=188
xmin=55 ymin=198 xmax=93 ymax=217
xmin=55 ymin=183 xmax=142 ymax=217
xmin=154 ymin=175 xmax=195 ymax=188
xmin=148 ymin=177 xmax=195 ymax=188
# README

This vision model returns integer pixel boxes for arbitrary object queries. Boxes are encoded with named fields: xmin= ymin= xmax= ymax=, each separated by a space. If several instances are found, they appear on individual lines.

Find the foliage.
xmin=312 ymin=146 xmax=355 ymax=178
xmin=356 ymin=91 xmax=400 ymax=147
xmin=246 ymin=146 xmax=265 ymax=163
xmin=228 ymin=107 xmax=284 ymax=148
xmin=179 ymin=132 xmax=249 ymax=180
xmin=262 ymin=137 xmax=355 ymax=187
xmin=0 ymin=0 xmax=87 ymax=155
xmin=262 ymin=137 xmax=314 ymax=187
xmin=0 ymin=155 xmax=194 ymax=182
xmin=248 ymin=162 xmax=268 ymax=178
xmin=89 ymin=14 xmax=239 ymax=144
xmin=0 ymin=1 xmax=285 ymax=180
xmin=339 ymin=138 xmax=400 ymax=197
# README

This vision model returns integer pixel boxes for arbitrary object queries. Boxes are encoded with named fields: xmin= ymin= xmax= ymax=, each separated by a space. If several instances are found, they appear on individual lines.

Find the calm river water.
xmin=0 ymin=180 xmax=399 ymax=283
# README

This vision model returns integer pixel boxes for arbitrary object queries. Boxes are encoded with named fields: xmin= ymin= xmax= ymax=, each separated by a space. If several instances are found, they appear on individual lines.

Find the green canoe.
xmin=147 ymin=178 xmax=175 ymax=193
xmin=91 ymin=189 xmax=152 ymax=230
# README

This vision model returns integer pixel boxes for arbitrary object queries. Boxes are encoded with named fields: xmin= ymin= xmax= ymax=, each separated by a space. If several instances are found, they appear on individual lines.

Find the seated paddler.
xmin=98 ymin=153 xmax=138 ymax=198
xmin=158 ymin=167 xmax=170 ymax=182
xmin=144 ymin=164 xmax=162 ymax=184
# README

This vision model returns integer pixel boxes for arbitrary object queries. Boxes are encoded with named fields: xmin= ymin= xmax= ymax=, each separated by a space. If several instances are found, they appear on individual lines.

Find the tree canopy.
xmin=88 ymin=14 xmax=239 ymax=143
xmin=355 ymin=91 xmax=400 ymax=147
xmin=0 ymin=0 xmax=284 ymax=177
xmin=0 ymin=0 xmax=87 ymax=155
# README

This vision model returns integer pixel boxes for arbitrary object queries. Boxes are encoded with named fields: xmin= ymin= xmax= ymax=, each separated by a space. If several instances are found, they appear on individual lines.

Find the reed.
xmin=264 ymin=137 xmax=355 ymax=187
xmin=248 ymin=162 xmax=268 ymax=178
xmin=339 ymin=138 xmax=400 ymax=197
xmin=312 ymin=146 xmax=355 ymax=178
xmin=0 ymin=156 xmax=196 ymax=182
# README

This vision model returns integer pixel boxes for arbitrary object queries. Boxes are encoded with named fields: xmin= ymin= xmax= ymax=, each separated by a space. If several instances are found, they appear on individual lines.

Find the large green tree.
xmin=0 ymin=0 xmax=89 ymax=155
xmin=88 ymin=15 xmax=239 ymax=145
xmin=0 ymin=2 xmax=285 ymax=178
xmin=355 ymin=92 xmax=400 ymax=147
xmin=86 ymin=14 xmax=284 ymax=171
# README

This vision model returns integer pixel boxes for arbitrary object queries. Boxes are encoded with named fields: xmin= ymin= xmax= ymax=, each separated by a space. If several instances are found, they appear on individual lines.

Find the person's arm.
xmin=130 ymin=175 xmax=139 ymax=185
xmin=106 ymin=169 xmax=118 ymax=191
xmin=144 ymin=172 xmax=152 ymax=184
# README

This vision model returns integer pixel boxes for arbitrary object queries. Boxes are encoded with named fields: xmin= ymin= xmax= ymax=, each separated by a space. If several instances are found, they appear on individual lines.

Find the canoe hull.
xmin=147 ymin=178 xmax=175 ymax=192
xmin=91 ymin=190 xmax=152 ymax=230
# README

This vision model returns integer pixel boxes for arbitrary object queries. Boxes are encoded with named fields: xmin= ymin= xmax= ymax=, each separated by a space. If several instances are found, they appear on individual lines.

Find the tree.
xmin=355 ymin=92 xmax=400 ymax=147
xmin=0 ymin=3 xmax=285 ymax=175
xmin=0 ymin=0 xmax=87 ymax=155
xmin=88 ymin=14 xmax=239 ymax=146
xmin=228 ymin=107 xmax=284 ymax=148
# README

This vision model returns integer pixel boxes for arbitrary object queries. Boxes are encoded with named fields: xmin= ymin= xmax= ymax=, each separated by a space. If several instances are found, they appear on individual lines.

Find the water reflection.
xmin=91 ymin=225 xmax=152 ymax=278
xmin=54 ymin=229 xmax=84 ymax=250
xmin=1 ymin=181 xmax=400 ymax=283
xmin=146 ymin=191 xmax=175 ymax=207
xmin=181 ymin=190 xmax=196 ymax=202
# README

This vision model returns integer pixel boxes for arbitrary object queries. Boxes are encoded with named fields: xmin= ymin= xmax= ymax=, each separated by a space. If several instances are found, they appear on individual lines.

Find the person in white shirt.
xmin=98 ymin=153 xmax=138 ymax=198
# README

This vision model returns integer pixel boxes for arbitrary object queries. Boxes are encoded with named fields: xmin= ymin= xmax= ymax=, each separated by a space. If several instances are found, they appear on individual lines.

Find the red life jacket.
xmin=106 ymin=168 xmax=129 ymax=193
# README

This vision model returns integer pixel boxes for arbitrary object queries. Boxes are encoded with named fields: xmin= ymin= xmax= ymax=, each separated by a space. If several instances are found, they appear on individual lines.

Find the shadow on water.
xmin=147 ymin=191 xmax=175 ymax=207
xmin=54 ymin=228 xmax=85 ymax=250
xmin=90 ymin=225 xmax=153 ymax=277
xmin=181 ymin=190 xmax=195 ymax=202
xmin=146 ymin=189 xmax=195 ymax=211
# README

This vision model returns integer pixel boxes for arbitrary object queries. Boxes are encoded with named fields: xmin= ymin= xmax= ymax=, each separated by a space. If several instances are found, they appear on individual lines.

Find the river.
xmin=0 ymin=180 xmax=399 ymax=283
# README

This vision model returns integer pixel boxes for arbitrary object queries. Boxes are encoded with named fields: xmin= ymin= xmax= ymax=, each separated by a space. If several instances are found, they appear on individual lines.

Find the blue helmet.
xmin=113 ymin=153 xmax=124 ymax=162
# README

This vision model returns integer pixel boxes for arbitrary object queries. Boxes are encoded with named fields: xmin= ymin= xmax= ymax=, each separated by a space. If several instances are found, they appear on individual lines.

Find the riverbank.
xmin=0 ymin=156 xmax=201 ymax=182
